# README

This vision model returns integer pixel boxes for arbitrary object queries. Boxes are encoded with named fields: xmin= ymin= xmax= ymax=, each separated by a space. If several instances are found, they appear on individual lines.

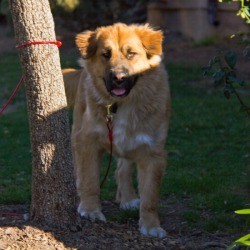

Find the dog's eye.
xmin=102 ymin=50 xmax=111 ymax=60
xmin=127 ymin=51 xmax=137 ymax=60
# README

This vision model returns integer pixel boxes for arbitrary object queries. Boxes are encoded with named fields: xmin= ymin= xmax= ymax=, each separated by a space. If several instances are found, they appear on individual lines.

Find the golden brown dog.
xmin=63 ymin=23 xmax=171 ymax=238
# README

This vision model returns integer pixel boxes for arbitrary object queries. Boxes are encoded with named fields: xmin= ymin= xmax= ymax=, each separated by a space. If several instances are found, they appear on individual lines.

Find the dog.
xmin=63 ymin=23 xmax=171 ymax=238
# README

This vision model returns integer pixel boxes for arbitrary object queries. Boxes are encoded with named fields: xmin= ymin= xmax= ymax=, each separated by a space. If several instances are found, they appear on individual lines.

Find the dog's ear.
xmin=136 ymin=24 xmax=163 ymax=57
xmin=76 ymin=31 xmax=97 ymax=59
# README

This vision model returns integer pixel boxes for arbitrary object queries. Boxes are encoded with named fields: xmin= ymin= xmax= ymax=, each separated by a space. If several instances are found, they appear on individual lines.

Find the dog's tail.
xmin=62 ymin=68 xmax=81 ymax=107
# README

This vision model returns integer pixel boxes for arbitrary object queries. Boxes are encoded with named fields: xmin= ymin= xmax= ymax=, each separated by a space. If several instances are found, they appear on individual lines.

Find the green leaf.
xmin=212 ymin=69 xmax=225 ymax=82
xmin=235 ymin=234 xmax=250 ymax=246
xmin=235 ymin=209 xmax=250 ymax=215
xmin=227 ymin=76 xmax=244 ymax=86
xmin=243 ymin=6 xmax=250 ymax=17
xmin=212 ymin=69 xmax=225 ymax=86
xmin=209 ymin=56 xmax=219 ymax=67
xmin=227 ymin=76 xmax=237 ymax=84
xmin=224 ymin=51 xmax=237 ymax=69
xmin=243 ymin=47 xmax=249 ymax=59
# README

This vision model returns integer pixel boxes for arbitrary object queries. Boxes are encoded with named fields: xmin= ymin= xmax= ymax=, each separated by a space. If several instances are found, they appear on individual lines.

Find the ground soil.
xmin=0 ymin=25 xmax=248 ymax=249
xmin=0 ymin=199 xmax=236 ymax=250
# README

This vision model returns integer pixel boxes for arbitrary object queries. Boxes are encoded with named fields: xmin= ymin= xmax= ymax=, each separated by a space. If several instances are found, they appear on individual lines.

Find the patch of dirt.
xmin=0 ymin=198 xmax=236 ymax=250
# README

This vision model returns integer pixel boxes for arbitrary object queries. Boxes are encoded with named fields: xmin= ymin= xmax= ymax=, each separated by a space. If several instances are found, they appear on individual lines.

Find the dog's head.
xmin=76 ymin=23 xmax=163 ymax=99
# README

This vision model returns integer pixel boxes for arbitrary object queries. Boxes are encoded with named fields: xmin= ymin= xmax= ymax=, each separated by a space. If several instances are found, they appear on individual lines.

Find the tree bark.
xmin=9 ymin=0 xmax=77 ymax=229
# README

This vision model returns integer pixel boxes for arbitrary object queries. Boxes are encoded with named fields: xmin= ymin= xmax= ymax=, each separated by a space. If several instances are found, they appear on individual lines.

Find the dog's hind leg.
xmin=115 ymin=158 xmax=140 ymax=210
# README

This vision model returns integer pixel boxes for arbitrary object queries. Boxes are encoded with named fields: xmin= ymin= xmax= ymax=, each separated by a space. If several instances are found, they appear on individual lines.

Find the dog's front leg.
xmin=73 ymin=135 xmax=105 ymax=222
xmin=137 ymin=150 xmax=167 ymax=238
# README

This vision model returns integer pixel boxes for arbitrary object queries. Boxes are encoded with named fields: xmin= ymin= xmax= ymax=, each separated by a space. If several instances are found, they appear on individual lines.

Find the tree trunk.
xmin=9 ymin=0 xmax=77 ymax=229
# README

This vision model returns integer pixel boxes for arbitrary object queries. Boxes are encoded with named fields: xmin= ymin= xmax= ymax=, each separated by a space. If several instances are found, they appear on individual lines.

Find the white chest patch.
xmin=113 ymin=117 xmax=154 ymax=154
xmin=135 ymin=134 xmax=154 ymax=145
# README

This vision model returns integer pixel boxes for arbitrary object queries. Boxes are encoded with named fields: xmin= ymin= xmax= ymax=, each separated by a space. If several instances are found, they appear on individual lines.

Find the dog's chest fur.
xmin=110 ymin=104 xmax=154 ymax=156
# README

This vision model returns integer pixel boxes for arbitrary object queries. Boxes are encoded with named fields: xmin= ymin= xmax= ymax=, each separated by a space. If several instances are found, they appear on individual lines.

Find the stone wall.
xmin=147 ymin=0 xmax=249 ymax=41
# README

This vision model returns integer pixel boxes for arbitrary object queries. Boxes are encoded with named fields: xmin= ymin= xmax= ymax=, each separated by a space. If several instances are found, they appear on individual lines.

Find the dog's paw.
xmin=120 ymin=198 xmax=140 ymax=210
xmin=77 ymin=206 xmax=106 ymax=222
xmin=140 ymin=226 xmax=167 ymax=239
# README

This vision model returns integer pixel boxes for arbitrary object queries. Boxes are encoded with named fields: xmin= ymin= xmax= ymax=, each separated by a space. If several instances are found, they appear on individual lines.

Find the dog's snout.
xmin=110 ymin=71 xmax=128 ymax=84
xmin=114 ymin=72 xmax=126 ymax=81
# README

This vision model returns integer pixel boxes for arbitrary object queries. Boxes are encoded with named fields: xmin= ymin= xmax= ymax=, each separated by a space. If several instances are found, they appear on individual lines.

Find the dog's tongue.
xmin=111 ymin=89 xmax=126 ymax=96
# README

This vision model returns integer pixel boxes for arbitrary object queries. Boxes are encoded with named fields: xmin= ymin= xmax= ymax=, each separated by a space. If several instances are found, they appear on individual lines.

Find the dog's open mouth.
xmin=111 ymin=88 xmax=127 ymax=97
xmin=103 ymin=74 xmax=139 ymax=98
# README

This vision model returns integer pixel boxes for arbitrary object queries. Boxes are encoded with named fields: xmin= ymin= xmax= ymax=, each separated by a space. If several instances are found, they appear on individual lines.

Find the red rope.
xmin=0 ymin=40 xmax=64 ymax=218
xmin=0 ymin=40 xmax=63 ymax=217
xmin=0 ymin=212 xmax=23 ymax=218
xmin=0 ymin=76 xmax=25 ymax=115
xmin=16 ymin=40 xmax=62 ymax=48
xmin=0 ymin=40 xmax=62 ymax=116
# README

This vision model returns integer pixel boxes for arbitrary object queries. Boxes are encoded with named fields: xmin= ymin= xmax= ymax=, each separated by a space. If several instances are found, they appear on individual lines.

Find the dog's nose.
xmin=111 ymin=71 xmax=127 ymax=84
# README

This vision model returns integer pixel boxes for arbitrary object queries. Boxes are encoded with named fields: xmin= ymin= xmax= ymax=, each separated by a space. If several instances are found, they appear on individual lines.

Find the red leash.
xmin=100 ymin=105 xmax=114 ymax=188
xmin=0 ymin=40 xmax=62 ymax=116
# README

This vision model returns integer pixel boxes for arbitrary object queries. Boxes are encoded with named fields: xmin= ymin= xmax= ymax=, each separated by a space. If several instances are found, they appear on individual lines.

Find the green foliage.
xmin=203 ymin=49 xmax=250 ymax=115
xmin=209 ymin=2 xmax=250 ymax=247
xmin=193 ymin=36 xmax=220 ymax=47
xmin=235 ymin=234 xmax=250 ymax=246
xmin=224 ymin=50 xmax=237 ymax=69
xmin=235 ymin=209 xmax=250 ymax=215
xmin=237 ymin=1 xmax=250 ymax=24
xmin=227 ymin=209 xmax=250 ymax=249
xmin=219 ymin=0 xmax=250 ymax=24
xmin=50 ymin=0 xmax=79 ymax=12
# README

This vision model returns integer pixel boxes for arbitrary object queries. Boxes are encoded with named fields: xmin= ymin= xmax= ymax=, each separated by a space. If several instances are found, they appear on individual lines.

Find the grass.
xmin=192 ymin=35 xmax=220 ymax=47
xmin=0 ymin=51 xmax=249 ymax=233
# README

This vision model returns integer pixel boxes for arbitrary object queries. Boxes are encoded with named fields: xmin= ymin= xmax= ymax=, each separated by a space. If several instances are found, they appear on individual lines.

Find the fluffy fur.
xmin=63 ymin=23 xmax=171 ymax=238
